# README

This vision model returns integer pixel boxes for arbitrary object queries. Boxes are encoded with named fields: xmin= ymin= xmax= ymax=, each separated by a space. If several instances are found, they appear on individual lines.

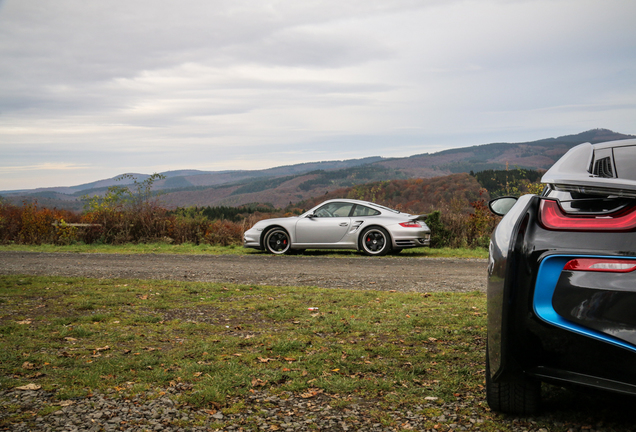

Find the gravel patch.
xmin=0 ymin=385 xmax=562 ymax=432
xmin=0 ymin=252 xmax=487 ymax=293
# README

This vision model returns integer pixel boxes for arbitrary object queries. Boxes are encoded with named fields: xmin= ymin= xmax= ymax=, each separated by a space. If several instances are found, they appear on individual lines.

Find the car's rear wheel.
xmin=485 ymin=346 xmax=540 ymax=415
xmin=360 ymin=227 xmax=391 ymax=256
xmin=263 ymin=228 xmax=291 ymax=255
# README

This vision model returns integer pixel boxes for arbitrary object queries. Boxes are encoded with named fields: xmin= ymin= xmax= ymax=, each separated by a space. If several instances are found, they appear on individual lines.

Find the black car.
xmin=486 ymin=138 xmax=636 ymax=414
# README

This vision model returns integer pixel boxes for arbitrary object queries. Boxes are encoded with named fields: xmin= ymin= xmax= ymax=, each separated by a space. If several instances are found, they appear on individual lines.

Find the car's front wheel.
xmin=263 ymin=228 xmax=291 ymax=255
xmin=485 ymin=346 xmax=540 ymax=415
xmin=360 ymin=227 xmax=391 ymax=256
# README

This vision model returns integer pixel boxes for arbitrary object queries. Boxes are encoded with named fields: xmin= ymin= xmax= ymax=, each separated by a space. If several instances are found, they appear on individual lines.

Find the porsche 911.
xmin=243 ymin=199 xmax=430 ymax=256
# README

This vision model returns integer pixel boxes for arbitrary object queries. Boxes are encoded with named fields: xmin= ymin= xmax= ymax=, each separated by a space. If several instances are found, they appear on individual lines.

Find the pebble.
xmin=0 ymin=387 xmax=632 ymax=432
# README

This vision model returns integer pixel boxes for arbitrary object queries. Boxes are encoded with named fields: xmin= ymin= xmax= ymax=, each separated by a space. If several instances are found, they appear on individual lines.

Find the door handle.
xmin=339 ymin=222 xmax=349 ymax=227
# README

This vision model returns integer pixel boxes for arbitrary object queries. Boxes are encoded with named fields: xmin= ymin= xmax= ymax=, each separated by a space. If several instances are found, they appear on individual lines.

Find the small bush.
xmin=425 ymin=192 xmax=498 ymax=249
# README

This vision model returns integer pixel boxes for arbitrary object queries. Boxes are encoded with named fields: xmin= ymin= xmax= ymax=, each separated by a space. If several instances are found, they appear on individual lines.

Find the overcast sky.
xmin=1 ymin=0 xmax=635 ymax=190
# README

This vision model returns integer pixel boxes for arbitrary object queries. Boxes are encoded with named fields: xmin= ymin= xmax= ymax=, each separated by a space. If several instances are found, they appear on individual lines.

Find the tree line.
xmin=0 ymin=169 xmax=543 ymax=248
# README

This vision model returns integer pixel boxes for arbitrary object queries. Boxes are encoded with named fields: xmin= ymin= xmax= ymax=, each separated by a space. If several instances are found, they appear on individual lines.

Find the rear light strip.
xmin=539 ymin=199 xmax=636 ymax=231
xmin=564 ymin=258 xmax=636 ymax=273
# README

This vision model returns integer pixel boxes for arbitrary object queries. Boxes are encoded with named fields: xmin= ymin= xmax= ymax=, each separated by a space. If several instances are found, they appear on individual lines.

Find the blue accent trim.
xmin=534 ymin=255 xmax=636 ymax=353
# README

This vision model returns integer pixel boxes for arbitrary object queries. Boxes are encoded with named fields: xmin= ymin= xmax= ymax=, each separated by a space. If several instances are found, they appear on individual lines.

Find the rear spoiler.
xmin=542 ymin=141 xmax=636 ymax=194
xmin=411 ymin=214 xmax=429 ymax=221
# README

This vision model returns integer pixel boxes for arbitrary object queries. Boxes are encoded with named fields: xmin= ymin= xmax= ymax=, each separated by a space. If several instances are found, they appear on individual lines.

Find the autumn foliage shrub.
xmin=204 ymin=220 xmax=244 ymax=246
xmin=0 ymin=201 xmax=82 ymax=245
xmin=422 ymin=199 xmax=497 ymax=248
xmin=0 ymin=174 xmax=246 ymax=246
xmin=427 ymin=195 xmax=499 ymax=248
xmin=0 ymin=201 xmax=245 ymax=246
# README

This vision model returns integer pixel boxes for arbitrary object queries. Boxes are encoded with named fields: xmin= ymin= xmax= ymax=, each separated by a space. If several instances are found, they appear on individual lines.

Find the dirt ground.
xmin=0 ymin=251 xmax=487 ymax=293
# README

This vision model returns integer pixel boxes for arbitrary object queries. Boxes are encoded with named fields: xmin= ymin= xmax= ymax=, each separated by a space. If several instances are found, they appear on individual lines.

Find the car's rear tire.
xmin=263 ymin=228 xmax=291 ymax=255
xmin=485 ymin=346 xmax=540 ymax=415
xmin=360 ymin=227 xmax=391 ymax=256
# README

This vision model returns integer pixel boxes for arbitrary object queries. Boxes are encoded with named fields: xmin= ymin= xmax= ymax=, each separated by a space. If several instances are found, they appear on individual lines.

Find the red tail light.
xmin=399 ymin=222 xmax=421 ymax=228
xmin=539 ymin=199 xmax=636 ymax=231
xmin=564 ymin=258 xmax=636 ymax=273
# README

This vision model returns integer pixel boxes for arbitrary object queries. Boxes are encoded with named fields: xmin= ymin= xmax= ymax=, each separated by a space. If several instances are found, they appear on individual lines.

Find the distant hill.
xmin=374 ymin=128 xmax=631 ymax=177
xmin=2 ymin=129 xmax=633 ymax=210
xmin=2 ymin=157 xmax=385 ymax=196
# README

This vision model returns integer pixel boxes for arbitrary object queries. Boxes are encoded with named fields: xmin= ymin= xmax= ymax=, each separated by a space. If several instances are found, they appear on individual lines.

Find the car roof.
xmin=320 ymin=198 xmax=382 ymax=207
xmin=315 ymin=199 xmax=403 ymax=213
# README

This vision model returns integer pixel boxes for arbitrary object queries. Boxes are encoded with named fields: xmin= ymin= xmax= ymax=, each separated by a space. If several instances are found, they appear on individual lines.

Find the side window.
xmin=352 ymin=205 xmax=380 ymax=216
xmin=314 ymin=202 xmax=354 ymax=217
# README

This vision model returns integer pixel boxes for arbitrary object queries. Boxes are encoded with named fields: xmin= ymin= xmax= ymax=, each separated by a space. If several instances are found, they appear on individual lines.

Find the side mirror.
xmin=489 ymin=197 xmax=518 ymax=217
xmin=306 ymin=212 xmax=316 ymax=218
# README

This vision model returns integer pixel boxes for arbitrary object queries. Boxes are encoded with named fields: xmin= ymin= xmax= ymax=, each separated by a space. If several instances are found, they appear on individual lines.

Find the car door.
xmin=295 ymin=202 xmax=354 ymax=244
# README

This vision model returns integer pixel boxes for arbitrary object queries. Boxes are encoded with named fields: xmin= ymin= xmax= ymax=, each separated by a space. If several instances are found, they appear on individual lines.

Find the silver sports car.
xmin=243 ymin=199 xmax=431 ymax=256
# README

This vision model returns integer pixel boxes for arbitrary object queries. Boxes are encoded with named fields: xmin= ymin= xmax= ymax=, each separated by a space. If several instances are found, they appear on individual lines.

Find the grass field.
xmin=0 ymin=275 xmax=486 ymax=403
xmin=0 ymin=275 xmax=495 ymax=428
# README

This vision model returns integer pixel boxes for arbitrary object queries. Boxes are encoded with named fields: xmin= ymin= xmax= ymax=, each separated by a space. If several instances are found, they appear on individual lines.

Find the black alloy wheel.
xmin=360 ymin=227 xmax=391 ymax=256
xmin=264 ymin=228 xmax=291 ymax=255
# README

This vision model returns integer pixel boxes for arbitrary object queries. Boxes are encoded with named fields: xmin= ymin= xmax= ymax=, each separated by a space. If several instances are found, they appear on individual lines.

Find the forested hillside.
xmin=472 ymin=168 xmax=543 ymax=197
xmin=295 ymin=173 xmax=485 ymax=215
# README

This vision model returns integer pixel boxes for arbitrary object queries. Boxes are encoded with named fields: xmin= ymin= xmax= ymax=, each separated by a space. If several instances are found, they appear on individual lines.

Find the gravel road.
xmin=0 ymin=251 xmax=487 ymax=293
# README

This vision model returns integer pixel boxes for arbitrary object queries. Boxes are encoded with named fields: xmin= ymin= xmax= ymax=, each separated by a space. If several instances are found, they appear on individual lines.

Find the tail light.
xmin=539 ymin=199 xmax=636 ymax=231
xmin=564 ymin=258 xmax=636 ymax=273
xmin=399 ymin=222 xmax=421 ymax=228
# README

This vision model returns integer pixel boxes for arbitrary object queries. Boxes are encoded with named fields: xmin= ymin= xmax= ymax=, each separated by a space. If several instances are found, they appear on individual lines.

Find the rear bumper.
xmin=394 ymin=236 xmax=430 ymax=248
xmin=495 ymin=251 xmax=636 ymax=392
xmin=487 ymin=195 xmax=636 ymax=392
xmin=389 ymin=224 xmax=431 ymax=248
xmin=534 ymin=255 xmax=636 ymax=351
xmin=521 ymin=254 xmax=636 ymax=391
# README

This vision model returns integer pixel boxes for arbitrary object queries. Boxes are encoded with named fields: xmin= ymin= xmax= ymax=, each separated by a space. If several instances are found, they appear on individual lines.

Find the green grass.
xmin=0 ymin=243 xmax=488 ymax=259
xmin=1 ymin=275 xmax=627 ymax=430
xmin=0 ymin=276 xmax=487 ymax=414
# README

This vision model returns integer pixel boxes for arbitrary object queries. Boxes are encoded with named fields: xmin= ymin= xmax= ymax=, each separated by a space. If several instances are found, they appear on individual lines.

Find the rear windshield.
xmin=367 ymin=203 xmax=400 ymax=214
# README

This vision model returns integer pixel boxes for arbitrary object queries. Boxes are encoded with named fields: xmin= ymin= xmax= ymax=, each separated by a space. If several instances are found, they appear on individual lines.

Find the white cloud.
xmin=0 ymin=0 xmax=635 ymax=190
xmin=0 ymin=162 xmax=89 ymax=173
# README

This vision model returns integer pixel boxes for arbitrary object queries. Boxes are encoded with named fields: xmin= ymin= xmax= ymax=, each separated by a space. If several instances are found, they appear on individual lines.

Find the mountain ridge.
xmin=3 ymin=129 xmax=634 ymax=210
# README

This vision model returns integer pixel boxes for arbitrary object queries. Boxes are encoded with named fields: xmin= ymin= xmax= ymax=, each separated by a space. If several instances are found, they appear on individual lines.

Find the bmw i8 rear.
xmin=486 ymin=138 xmax=636 ymax=414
